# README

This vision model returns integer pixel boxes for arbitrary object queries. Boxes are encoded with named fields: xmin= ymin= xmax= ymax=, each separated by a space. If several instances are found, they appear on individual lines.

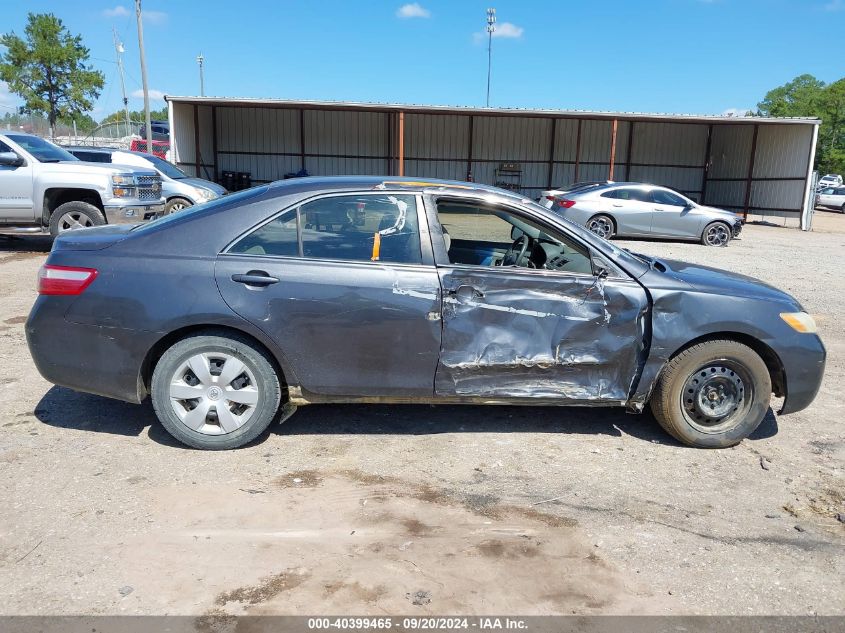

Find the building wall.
xmin=170 ymin=101 xmax=815 ymax=220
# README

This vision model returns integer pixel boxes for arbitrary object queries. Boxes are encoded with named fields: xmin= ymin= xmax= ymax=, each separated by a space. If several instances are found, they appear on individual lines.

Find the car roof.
xmin=64 ymin=146 xmax=114 ymax=153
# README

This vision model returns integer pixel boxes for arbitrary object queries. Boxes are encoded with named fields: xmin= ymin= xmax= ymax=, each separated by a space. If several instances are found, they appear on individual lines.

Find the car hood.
xmin=51 ymin=161 xmax=158 ymax=178
xmin=178 ymin=177 xmax=228 ymax=195
xmin=652 ymin=258 xmax=802 ymax=308
xmin=695 ymin=205 xmax=742 ymax=222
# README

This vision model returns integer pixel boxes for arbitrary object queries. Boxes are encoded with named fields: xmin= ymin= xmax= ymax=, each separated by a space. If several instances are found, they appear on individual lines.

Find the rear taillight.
xmin=557 ymin=199 xmax=576 ymax=208
xmin=37 ymin=265 xmax=98 ymax=296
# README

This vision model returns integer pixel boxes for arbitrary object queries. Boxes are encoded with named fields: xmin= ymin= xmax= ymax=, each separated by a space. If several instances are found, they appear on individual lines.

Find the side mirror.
xmin=0 ymin=152 xmax=23 ymax=167
xmin=510 ymin=226 xmax=524 ymax=241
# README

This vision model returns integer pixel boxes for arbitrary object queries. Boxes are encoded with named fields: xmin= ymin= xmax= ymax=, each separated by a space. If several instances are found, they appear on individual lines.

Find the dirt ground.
xmin=0 ymin=210 xmax=843 ymax=617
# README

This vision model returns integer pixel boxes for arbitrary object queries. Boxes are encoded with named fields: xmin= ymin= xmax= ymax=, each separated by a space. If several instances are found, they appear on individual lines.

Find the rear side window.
xmin=229 ymin=194 xmax=423 ymax=265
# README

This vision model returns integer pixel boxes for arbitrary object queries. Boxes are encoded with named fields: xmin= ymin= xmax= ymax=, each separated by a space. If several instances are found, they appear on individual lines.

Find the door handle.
xmin=231 ymin=271 xmax=280 ymax=286
xmin=612 ymin=203 xmax=623 ymax=207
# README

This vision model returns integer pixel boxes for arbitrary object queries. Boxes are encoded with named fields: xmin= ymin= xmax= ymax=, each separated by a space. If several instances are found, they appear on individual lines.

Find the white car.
xmin=817 ymin=174 xmax=843 ymax=191
xmin=815 ymin=186 xmax=845 ymax=213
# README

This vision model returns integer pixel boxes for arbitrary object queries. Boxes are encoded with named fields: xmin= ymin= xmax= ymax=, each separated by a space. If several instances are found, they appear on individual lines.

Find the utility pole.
xmin=486 ymin=8 xmax=496 ymax=107
xmin=113 ymin=27 xmax=132 ymax=138
xmin=196 ymin=53 xmax=205 ymax=97
xmin=135 ymin=0 xmax=153 ymax=153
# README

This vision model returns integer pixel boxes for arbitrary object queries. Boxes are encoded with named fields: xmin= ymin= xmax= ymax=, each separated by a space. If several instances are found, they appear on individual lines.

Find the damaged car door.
xmin=429 ymin=197 xmax=649 ymax=403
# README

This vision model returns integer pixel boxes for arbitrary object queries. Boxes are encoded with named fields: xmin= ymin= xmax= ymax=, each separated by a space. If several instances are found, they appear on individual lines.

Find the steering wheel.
xmin=502 ymin=234 xmax=530 ymax=267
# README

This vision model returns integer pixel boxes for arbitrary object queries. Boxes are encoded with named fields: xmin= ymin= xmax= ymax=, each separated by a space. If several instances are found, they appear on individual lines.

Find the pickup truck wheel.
xmin=163 ymin=197 xmax=193 ymax=216
xmin=49 ymin=201 xmax=105 ymax=237
xmin=151 ymin=332 xmax=285 ymax=450
xmin=650 ymin=340 xmax=771 ymax=448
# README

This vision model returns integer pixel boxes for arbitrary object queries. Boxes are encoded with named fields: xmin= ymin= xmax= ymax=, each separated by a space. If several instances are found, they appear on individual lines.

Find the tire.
xmin=650 ymin=340 xmax=771 ymax=448
xmin=701 ymin=221 xmax=731 ymax=247
xmin=163 ymin=197 xmax=193 ymax=216
xmin=48 ymin=201 xmax=105 ymax=237
xmin=586 ymin=214 xmax=615 ymax=239
xmin=151 ymin=331 xmax=284 ymax=450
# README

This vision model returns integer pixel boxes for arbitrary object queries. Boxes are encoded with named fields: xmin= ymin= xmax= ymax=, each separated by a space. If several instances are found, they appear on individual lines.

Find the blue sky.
xmin=1 ymin=0 xmax=843 ymax=119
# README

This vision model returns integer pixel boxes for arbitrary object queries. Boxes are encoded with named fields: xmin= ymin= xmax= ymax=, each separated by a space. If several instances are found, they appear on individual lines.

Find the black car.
xmin=26 ymin=177 xmax=825 ymax=450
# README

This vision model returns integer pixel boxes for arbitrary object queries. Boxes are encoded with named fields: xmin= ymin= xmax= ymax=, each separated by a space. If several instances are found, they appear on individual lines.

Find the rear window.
xmin=132 ymin=187 xmax=267 ymax=233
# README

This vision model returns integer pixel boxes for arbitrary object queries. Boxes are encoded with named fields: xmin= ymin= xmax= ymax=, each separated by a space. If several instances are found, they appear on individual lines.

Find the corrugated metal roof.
xmin=165 ymin=95 xmax=820 ymax=125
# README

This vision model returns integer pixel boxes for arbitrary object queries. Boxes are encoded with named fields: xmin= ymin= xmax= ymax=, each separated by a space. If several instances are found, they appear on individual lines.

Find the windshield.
xmin=6 ymin=134 xmax=77 ymax=163
xmin=136 ymin=152 xmax=188 ymax=179
xmin=131 ymin=186 xmax=267 ymax=233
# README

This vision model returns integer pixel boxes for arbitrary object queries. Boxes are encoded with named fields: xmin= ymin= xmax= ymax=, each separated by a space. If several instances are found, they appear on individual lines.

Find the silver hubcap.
xmin=168 ymin=202 xmax=187 ymax=214
xmin=588 ymin=217 xmax=613 ymax=239
xmin=169 ymin=352 xmax=259 ymax=435
xmin=681 ymin=363 xmax=749 ymax=432
xmin=705 ymin=224 xmax=729 ymax=246
xmin=58 ymin=212 xmax=94 ymax=232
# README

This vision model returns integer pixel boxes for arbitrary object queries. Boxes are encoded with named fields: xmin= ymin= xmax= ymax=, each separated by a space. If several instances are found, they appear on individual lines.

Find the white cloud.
xmin=473 ymin=21 xmax=524 ymax=43
xmin=397 ymin=3 xmax=430 ymax=18
xmin=493 ymin=22 xmax=524 ymax=38
xmin=823 ymin=0 xmax=842 ymax=11
xmin=131 ymin=88 xmax=165 ymax=101
xmin=722 ymin=107 xmax=752 ymax=117
xmin=103 ymin=6 xmax=167 ymax=23
xmin=103 ymin=5 xmax=130 ymax=17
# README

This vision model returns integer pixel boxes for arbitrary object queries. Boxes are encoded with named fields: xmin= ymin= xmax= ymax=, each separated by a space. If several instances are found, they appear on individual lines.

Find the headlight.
xmin=194 ymin=187 xmax=218 ymax=201
xmin=112 ymin=187 xmax=136 ymax=198
xmin=780 ymin=312 xmax=817 ymax=334
xmin=111 ymin=174 xmax=135 ymax=186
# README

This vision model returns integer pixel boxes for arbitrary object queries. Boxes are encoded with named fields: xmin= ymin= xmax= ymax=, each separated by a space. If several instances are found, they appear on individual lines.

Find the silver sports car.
xmin=540 ymin=183 xmax=742 ymax=246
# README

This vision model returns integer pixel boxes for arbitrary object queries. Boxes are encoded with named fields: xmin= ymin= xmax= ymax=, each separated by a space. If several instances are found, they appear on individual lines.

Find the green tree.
xmin=100 ymin=106 xmax=168 ymax=125
xmin=757 ymin=74 xmax=845 ymax=175
xmin=0 ymin=12 xmax=104 ymax=133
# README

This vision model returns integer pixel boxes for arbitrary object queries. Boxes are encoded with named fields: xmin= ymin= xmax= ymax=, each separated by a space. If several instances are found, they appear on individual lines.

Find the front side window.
xmin=230 ymin=194 xmax=423 ymax=265
xmin=651 ymin=189 xmax=687 ymax=206
xmin=6 ymin=134 xmax=77 ymax=163
xmin=436 ymin=199 xmax=594 ymax=275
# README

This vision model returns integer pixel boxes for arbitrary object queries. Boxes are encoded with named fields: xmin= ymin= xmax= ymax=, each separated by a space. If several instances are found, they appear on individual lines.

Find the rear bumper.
xmin=774 ymin=333 xmax=826 ymax=415
xmin=26 ymin=296 xmax=155 ymax=403
xmin=104 ymin=202 xmax=165 ymax=225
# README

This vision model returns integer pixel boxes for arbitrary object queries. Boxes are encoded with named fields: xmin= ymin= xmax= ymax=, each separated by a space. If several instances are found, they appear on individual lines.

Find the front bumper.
xmin=104 ymin=202 xmax=165 ymax=224
xmin=772 ymin=333 xmax=826 ymax=415
xmin=731 ymin=222 xmax=742 ymax=238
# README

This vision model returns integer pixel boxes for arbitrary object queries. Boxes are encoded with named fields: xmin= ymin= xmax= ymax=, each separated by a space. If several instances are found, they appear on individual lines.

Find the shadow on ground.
xmin=0 ymin=234 xmax=52 ymax=254
xmin=33 ymin=385 xmax=779 ymax=449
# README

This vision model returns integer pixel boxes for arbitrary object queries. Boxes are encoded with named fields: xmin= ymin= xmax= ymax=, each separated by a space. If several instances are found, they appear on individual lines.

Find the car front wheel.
xmin=649 ymin=340 xmax=771 ymax=448
xmin=701 ymin=221 xmax=731 ymax=246
xmin=151 ymin=331 xmax=285 ymax=449
xmin=163 ymin=197 xmax=193 ymax=216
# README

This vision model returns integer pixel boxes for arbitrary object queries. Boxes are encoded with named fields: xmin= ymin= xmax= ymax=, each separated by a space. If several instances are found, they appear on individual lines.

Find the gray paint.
xmin=26 ymin=176 xmax=825 ymax=420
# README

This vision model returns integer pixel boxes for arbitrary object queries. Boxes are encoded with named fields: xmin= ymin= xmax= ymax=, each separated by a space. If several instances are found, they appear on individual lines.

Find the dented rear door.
xmin=434 ymin=265 xmax=649 ymax=403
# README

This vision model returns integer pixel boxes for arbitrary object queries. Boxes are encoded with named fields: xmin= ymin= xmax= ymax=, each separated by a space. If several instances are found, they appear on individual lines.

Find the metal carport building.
xmin=166 ymin=97 xmax=820 ymax=225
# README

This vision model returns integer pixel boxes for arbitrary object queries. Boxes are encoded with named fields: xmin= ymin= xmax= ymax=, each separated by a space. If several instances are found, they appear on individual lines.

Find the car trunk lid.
xmin=51 ymin=224 xmax=138 ymax=252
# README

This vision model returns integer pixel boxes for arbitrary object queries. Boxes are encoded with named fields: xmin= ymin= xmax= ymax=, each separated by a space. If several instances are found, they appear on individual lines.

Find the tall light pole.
xmin=135 ymin=0 xmax=152 ymax=153
xmin=113 ymin=27 xmax=131 ymax=138
xmin=486 ymin=8 xmax=496 ymax=107
xmin=196 ymin=53 xmax=205 ymax=97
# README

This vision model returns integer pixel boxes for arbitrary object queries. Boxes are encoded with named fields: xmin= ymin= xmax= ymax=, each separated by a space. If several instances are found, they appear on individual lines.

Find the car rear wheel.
xmin=151 ymin=332 xmax=285 ymax=449
xmin=163 ymin=197 xmax=193 ymax=216
xmin=701 ymin=221 xmax=731 ymax=247
xmin=650 ymin=340 xmax=771 ymax=448
xmin=586 ymin=214 xmax=615 ymax=239
xmin=49 ymin=201 xmax=105 ymax=237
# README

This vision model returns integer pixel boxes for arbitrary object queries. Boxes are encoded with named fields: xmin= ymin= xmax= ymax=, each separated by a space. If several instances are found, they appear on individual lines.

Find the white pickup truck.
xmin=0 ymin=132 xmax=164 ymax=237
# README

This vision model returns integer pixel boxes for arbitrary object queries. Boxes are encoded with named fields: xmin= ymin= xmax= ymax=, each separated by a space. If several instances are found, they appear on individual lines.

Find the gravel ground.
xmin=0 ymin=213 xmax=842 ymax=617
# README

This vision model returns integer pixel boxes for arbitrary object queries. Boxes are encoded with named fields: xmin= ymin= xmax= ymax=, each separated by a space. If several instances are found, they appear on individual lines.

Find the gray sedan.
xmin=26 ymin=177 xmax=824 ymax=450
xmin=541 ymin=183 xmax=743 ymax=246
